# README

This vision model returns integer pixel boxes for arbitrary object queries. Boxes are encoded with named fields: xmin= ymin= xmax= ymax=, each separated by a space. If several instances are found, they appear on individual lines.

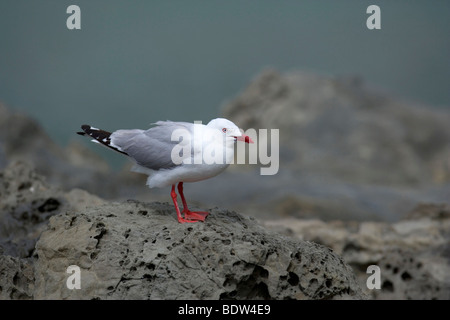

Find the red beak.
xmin=235 ymin=135 xmax=254 ymax=144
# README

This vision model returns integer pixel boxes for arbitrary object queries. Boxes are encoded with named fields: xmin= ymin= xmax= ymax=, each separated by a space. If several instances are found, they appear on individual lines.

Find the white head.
xmin=206 ymin=118 xmax=253 ymax=144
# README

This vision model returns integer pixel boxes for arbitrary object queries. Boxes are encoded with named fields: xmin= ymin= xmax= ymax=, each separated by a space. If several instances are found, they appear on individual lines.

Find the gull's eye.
xmin=222 ymin=128 xmax=228 ymax=133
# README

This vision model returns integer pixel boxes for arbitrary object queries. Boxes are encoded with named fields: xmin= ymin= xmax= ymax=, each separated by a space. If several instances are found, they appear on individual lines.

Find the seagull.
xmin=77 ymin=118 xmax=253 ymax=223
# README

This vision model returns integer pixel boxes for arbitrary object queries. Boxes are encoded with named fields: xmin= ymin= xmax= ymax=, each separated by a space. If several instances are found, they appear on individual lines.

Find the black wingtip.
xmin=76 ymin=124 xmax=129 ymax=156
xmin=77 ymin=124 xmax=91 ymax=136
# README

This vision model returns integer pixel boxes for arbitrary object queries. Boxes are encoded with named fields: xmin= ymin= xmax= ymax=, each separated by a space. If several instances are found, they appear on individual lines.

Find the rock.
xmin=33 ymin=201 xmax=366 ymax=300
xmin=263 ymin=203 xmax=450 ymax=299
xmin=0 ymin=161 xmax=105 ymax=258
xmin=0 ymin=255 xmax=34 ymax=300
xmin=405 ymin=203 xmax=450 ymax=220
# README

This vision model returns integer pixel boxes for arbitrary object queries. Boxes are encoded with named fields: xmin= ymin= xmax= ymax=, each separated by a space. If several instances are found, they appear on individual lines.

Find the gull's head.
xmin=207 ymin=118 xmax=254 ymax=144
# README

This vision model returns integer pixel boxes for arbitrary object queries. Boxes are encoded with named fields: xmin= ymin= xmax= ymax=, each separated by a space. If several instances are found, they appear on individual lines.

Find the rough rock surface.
xmin=0 ymin=161 xmax=105 ymax=259
xmin=263 ymin=203 xmax=450 ymax=299
xmin=0 ymin=255 xmax=34 ymax=299
xmin=33 ymin=201 xmax=365 ymax=300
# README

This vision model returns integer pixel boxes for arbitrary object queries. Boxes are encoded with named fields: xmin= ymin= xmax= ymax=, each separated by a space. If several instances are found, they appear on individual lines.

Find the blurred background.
xmin=0 ymin=0 xmax=449 ymax=221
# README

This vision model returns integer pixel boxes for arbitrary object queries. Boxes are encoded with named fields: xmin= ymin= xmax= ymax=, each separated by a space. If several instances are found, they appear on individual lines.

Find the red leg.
xmin=170 ymin=184 xmax=198 ymax=223
xmin=177 ymin=182 xmax=189 ymax=210
xmin=177 ymin=182 xmax=209 ymax=221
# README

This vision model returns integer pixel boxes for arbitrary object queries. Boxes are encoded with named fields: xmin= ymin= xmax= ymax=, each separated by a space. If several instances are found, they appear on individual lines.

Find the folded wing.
xmin=110 ymin=121 xmax=194 ymax=170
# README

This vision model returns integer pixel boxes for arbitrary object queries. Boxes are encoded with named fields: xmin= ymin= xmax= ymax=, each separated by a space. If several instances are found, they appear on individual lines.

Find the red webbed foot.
xmin=177 ymin=216 xmax=203 ymax=224
xmin=183 ymin=210 xmax=210 ymax=222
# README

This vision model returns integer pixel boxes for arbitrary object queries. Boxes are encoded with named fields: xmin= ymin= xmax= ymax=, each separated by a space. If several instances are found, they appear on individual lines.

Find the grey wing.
xmin=110 ymin=121 xmax=194 ymax=170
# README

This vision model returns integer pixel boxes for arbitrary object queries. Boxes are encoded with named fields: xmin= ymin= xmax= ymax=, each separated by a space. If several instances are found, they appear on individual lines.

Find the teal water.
xmin=0 ymin=0 xmax=449 ymax=155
